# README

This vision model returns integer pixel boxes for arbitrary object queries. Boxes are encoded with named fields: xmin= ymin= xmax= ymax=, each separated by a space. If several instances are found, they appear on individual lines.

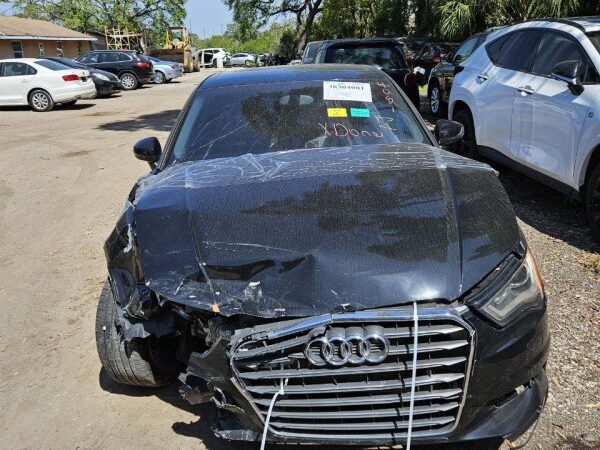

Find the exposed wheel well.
xmin=27 ymin=88 xmax=52 ymax=102
xmin=450 ymin=100 xmax=470 ymax=120
xmin=581 ymin=144 xmax=600 ymax=193
xmin=118 ymin=70 xmax=138 ymax=80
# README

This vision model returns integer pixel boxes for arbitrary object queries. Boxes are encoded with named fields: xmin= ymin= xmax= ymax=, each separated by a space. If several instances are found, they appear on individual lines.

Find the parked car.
xmin=0 ymin=58 xmax=96 ymax=111
xmin=96 ymin=64 xmax=548 ymax=449
xmin=413 ymin=42 xmax=460 ymax=84
xmin=449 ymin=17 xmax=600 ymax=242
xmin=147 ymin=56 xmax=183 ymax=84
xmin=301 ymin=40 xmax=324 ymax=64
xmin=43 ymin=56 xmax=121 ymax=97
xmin=230 ymin=52 xmax=256 ymax=66
xmin=311 ymin=38 xmax=420 ymax=108
xmin=402 ymin=37 xmax=430 ymax=66
xmin=196 ymin=48 xmax=231 ymax=68
xmin=427 ymin=32 xmax=491 ymax=116
xmin=76 ymin=50 xmax=154 ymax=90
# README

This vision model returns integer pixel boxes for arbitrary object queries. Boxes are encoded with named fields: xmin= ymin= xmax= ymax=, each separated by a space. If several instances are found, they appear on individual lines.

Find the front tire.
xmin=119 ymin=73 xmax=139 ymax=90
xmin=95 ymin=281 xmax=178 ymax=387
xmin=29 ymin=89 xmax=54 ymax=112
xmin=453 ymin=109 xmax=478 ymax=158
xmin=586 ymin=163 xmax=600 ymax=243
xmin=428 ymin=82 xmax=443 ymax=117
xmin=154 ymin=71 xmax=165 ymax=84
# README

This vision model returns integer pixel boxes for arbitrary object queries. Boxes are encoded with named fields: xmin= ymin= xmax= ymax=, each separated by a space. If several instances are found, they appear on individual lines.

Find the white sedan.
xmin=0 ymin=58 xmax=96 ymax=112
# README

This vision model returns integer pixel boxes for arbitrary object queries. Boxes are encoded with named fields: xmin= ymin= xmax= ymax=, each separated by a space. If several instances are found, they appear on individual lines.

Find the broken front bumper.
xmin=179 ymin=301 xmax=549 ymax=445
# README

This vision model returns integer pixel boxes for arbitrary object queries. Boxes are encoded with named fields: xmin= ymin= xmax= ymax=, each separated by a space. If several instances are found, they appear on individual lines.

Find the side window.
xmin=487 ymin=30 xmax=541 ymax=71
xmin=2 ymin=62 xmax=31 ymax=76
xmin=486 ymin=34 xmax=507 ymax=64
xmin=116 ymin=53 xmax=131 ymax=62
xmin=80 ymin=53 xmax=99 ymax=64
xmin=99 ymin=52 xmax=118 ymax=63
xmin=27 ymin=65 xmax=37 ymax=75
xmin=453 ymin=37 xmax=479 ymax=64
xmin=532 ymin=31 xmax=596 ymax=82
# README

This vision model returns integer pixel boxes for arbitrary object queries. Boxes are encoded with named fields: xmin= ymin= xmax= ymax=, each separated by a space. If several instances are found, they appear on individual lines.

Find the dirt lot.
xmin=0 ymin=70 xmax=598 ymax=450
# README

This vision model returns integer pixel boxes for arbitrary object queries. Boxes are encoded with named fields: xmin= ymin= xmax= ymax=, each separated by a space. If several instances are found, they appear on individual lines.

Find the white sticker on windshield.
xmin=323 ymin=81 xmax=373 ymax=103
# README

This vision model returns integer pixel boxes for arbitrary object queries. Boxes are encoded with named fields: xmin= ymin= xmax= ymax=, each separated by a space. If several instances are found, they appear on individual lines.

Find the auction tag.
xmin=350 ymin=108 xmax=370 ymax=118
xmin=324 ymin=81 xmax=373 ymax=103
xmin=327 ymin=107 xmax=348 ymax=117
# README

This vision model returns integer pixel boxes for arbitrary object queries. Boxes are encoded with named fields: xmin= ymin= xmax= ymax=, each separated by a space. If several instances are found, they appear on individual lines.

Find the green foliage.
xmin=432 ymin=0 xmax=584 ymax=40
xmin=312 ymin=0 xmax=410 ymax=39
xmin=11 ymin=0 xmax=186 ymax=46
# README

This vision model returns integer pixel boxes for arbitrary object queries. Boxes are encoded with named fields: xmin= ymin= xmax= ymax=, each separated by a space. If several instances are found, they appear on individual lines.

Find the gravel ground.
xmin=421 ymin=98 xmax=600 ymax=450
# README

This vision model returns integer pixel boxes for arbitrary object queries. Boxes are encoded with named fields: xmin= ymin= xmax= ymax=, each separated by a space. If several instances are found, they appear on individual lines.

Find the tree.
xmin=433 ymin=0 xmax=582 ymax=40
xmin=11 ymin=0 xmax=186 ymax=46
xmin=312 ymin=0 xmax=410 ymax=40
xmin=224 ymin=0 xmax=324 ymax=57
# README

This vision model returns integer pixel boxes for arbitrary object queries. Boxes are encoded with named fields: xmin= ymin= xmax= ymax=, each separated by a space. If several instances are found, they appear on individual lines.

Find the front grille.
xmin=231 ymin=309 xmax=473 ymax=442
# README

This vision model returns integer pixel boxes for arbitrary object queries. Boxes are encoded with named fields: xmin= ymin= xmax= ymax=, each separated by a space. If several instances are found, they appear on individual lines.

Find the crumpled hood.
xmin=132 ymin=143 xmax=519 ymax=318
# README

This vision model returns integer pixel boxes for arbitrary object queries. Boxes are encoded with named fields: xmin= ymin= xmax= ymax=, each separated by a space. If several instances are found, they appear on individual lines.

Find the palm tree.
xmin=434 ymin=0 xmax=581 ymax=40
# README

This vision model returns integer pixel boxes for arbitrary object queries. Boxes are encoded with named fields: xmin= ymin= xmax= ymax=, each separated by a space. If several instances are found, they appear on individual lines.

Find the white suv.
xmin=449 ymin=17 xmax=600 ymax=241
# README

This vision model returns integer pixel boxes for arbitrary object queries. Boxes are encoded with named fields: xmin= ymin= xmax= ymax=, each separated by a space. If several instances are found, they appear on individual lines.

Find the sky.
xmin=185 ymin=0 xmax=234 ymax=38
xmin=1 ymin=1 xmax=235 ymax=39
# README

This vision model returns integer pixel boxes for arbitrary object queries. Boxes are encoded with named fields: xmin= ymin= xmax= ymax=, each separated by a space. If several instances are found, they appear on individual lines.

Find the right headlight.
xmin=476 ymin=250 xmax=544 ymax=327
xmin=93 ymin=73 xmax=110 ymax=81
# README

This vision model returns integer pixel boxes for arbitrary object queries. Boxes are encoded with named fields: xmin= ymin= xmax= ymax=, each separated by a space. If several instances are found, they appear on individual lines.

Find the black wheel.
xmin=119 ymin=72 xmax=139 ymax=90
xmin=453 ymin=108 xmax=478 ymax=158
xmin=154 ymin=71 xmax=165 ymax=84
xmin=29 ymin=89 xmax=54 ymax=112
xmin=95 ymin=281 xmax=179 ymax=387
xmin=428 ymin=82 xmax=444 ymax=117
xmin=586 ymin=163 xmax=600 ymax=243
xmin=245 ymin=60 xmax=252 ymax=67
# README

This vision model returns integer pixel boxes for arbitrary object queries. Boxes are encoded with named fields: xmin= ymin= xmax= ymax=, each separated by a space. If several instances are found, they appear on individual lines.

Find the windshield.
xmin=167 ymin=77 xmax=428 ymax=165
xmin=325 ymin=45 xmax=407 ymax=69
xmin=35 ymin=59 xmax=73 ymax=71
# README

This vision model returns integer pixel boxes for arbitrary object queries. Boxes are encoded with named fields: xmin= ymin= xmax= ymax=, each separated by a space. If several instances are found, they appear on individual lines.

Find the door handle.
xmin=517 ymin=85 xmax=535 ymax=94
xmin=477 ymin=72 xmax=489 ymax=81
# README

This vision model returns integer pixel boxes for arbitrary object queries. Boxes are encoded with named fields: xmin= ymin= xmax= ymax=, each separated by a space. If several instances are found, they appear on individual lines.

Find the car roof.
xmin=321 ymin=37 xmax=401 ymax=46
xmin=0 ymin=58 xmax=42 ymax=63
xmin=200 ymin=64 xmax=384 ymax=89
xmin=567 ymin=16 xmax=600 ymax=32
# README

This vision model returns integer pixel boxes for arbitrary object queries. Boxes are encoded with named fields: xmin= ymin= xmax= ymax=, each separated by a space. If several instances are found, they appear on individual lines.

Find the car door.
xmin=96 ymin=52 xmax=119 ymax=75
xmin=509 ymin=30 xmax=592 ymax=187
xmin=0 ymin=62 xmax=36 ymax=104
xmin=475 ymin=29 xmax=542 ymax=155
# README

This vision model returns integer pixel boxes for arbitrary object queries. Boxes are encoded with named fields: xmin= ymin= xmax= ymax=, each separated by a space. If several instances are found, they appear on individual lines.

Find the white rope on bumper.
xmin=406 ymin=301 xmax=419 ymax=450
xmin=260 ymin=377 xmax=286 ymax=450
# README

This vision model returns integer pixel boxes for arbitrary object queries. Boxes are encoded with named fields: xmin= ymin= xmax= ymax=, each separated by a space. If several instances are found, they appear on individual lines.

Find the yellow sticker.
xmin=327 ymin=108 xmax=348 ymax=118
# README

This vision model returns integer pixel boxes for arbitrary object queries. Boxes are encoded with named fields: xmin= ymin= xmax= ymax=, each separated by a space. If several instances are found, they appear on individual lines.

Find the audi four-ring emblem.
xmin=304 ymin=325 xmax=390 ymax=367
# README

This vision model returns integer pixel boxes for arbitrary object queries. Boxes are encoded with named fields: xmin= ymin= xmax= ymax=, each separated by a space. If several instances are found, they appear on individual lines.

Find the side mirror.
xmin=434 ymin=119 xmax=464 ymax=146
xmin=134 ymin=137 xmax=162 ymax=168
xmin=551 ymin=60 xmax=584 ymax=95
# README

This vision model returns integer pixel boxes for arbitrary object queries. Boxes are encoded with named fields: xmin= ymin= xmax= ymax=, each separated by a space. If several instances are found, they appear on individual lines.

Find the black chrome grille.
xmin=231 ymin=311 xmax=473 ymax=442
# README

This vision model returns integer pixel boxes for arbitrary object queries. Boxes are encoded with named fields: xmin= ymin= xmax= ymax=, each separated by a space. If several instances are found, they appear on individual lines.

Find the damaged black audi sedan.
xmin=96 ymin=64 xmax=549 ymax=448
